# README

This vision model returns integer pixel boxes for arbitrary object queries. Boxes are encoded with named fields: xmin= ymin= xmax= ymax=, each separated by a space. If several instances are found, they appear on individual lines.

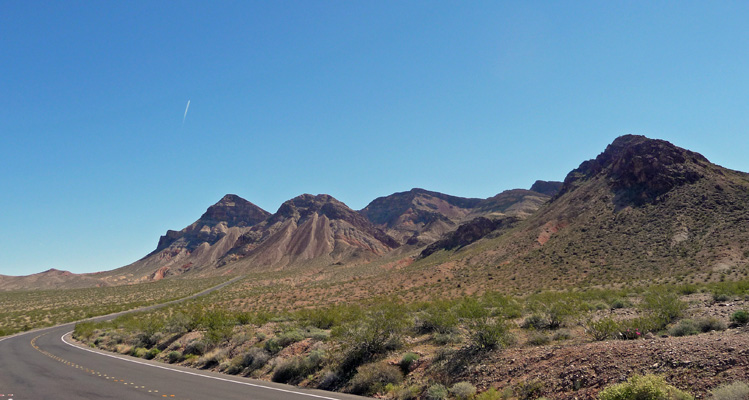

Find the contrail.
xmin=182 ymin=100 xmax=190 ymax=125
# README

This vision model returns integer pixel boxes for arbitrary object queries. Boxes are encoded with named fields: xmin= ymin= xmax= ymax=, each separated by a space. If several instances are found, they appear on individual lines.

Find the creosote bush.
xmin=710 ymin=381 xmax=749 ymax=400
xmin=598 ymin=374 xmax=693 ymax=400
xmin=348 ymin=362 xmax=403 ymax=395
xmin=450 ymin=381 xmax=477 ymax=400
xmin=730 ymin=310 xmax=749 ymax=326
xmin=426 ymin=384 xmax=449 ymax=400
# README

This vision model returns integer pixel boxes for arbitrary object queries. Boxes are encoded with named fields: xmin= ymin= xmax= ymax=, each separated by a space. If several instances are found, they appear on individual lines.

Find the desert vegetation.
xmin=73 ymin=278 xmax=749 ymax=399
xmin=0 ymin=276 xmax=229 ymax=337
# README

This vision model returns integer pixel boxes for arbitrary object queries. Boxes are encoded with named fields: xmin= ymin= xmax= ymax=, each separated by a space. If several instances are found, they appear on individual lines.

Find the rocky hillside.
xmin=98 ymin=195 xmax=271 ymax=284
xmin=415 ymin=135 xmax=749 ymax=293
xmin=220 ymin=194 xmax=400 ymax=272
xmin=359 ymin=186 xmax=555 ymax=246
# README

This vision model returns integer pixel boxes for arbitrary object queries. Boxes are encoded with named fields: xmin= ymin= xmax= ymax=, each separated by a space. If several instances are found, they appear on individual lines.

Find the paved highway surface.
xmin=0 ymin=278 xmax=366 ymax=400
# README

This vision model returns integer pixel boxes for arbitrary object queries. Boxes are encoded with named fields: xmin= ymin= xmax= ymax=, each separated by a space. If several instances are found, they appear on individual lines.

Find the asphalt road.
xmin=0 ymin=278 xmax=367 ymax=400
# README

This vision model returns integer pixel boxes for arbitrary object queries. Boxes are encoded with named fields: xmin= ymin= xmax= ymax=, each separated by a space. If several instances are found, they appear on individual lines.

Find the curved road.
xmin=0 ymin=279 xmax=366 ymax=400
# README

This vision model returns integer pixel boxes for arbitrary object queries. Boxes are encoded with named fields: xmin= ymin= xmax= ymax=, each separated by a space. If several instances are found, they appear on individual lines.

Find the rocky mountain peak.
xmin=559 ymin=135 xmax=709 ymax=204
xmin=529 ymin=180 xmax=563 ymax=197
xmin=197 ymin=194 xmax=270 ymax=228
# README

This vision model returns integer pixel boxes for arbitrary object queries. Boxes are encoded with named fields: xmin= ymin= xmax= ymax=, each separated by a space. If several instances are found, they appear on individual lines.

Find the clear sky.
xmin=1 ymin=1 xmax=748 ymax=276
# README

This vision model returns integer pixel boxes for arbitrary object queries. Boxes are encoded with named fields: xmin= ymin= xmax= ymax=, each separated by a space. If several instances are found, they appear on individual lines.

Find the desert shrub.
xmin=669 ymin=320 xmax=698 ymax=337
xmin=184 ymin=340 xmax=207 ymax=356
xmin=480 ymin=291 xmax=523 ymax=319
xmin=598 ymin=374 xmax=693 ymax=400
xmin=587 ymin=317 xmax=619 ymax=341
xmin=640 ymin=292 xmax=686 ymax=328
xmin=201 ymin=309 xmax=236 ymax=344
xmin=240 ymin=347 xmax=271 ymax=372
xmin=332 ymin=301 xmax=409 ymax=374
xmin=730 ymin=310 xmax=749 ymax=326
xmin=264 ymin=338 xmax=282 ymax=355
xmin=713 ymin=292 xmax=732 ymax=302
xmin=469 ymin=317 xmax=514 ymax=350
xmin=553 ymin=329 xmax=572 ymax=341
xmin=277 ymin=329 xmax=304 ymax=347
xmin=144 ymin=348 xmax=161 ymax=360
xmin=271 ymin=350 xmax=325 ymax=384
xmin=198 ymin=348 xmax=228 ymax=369
xmin=451 ymin=382 xmax=477 ymax=400
xmin=296 ymin=303 xmax=363 ymax=329
xmin=132 ymin=347 xmax=148 ymax=358
xmin=527 ymin=332 xmax=550 ymax=346
xmin=272 ymin=357 xmax=307 ymax=383
xmin=301 ymin=326 xmax=330 ymax=341
xmin=433 ymin=331 xmax=462 ymax=345
xmin=395 ymin=385 xmax=422 ymax=400
xmin=611 ymin=299 xmax=631 ymax=309
xmin=522 ymin=315 xmax=548 ymax=330
xmin=318 ymin=370 xmax=342 ymax=390
xmin=475 ymin=388 xmax=504 ymax=400
xmin=73 ymin=321 xmax=97 ymax=340
xmin=426 ymin=384 xmax=449 ymax=400
xmin=515 ymin=379 xmax=544 ymax=400
xmin=134 ymin=316 xmax=165 ymax=348
xmin=695 ymin=317 xmax=726 ymax=332
xmin=416 ymin=300 xmax=459 ymax=334
xmin=526 ymin=292 xmax=586 ymax=330
xmin=348 ymin=362 xmax=403 ymax=395
xmin=710 ymin=381 xmax=749 ymax=400
xmin=166 ymin=311 xmax=200 ymax=334
xmin=166 ymin=351 xmax=183 ymax=363
xmin=399 ymin=352 xmax=420 ymax=374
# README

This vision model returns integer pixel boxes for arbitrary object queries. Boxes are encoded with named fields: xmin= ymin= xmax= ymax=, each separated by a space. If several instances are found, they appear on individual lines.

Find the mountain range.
xmin=2 ymin=135 xmax=747 ymax=292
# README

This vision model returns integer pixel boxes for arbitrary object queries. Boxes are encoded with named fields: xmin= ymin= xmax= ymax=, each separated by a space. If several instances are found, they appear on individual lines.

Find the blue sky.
xmin=1 ymin=1 xmax=748 ymax=275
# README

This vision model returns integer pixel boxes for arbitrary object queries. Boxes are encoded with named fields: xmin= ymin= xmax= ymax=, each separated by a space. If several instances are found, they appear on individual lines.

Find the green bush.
xmin=640 ymin=292 xmax=686 ymax=327
xmin=450 ymin=382 xmax=477 ymax=400
xmin=669 ymin=320 xmax=698 ymax=337
xmin=522 ymin=315 xmax=548 ymax=330
xmin=598 ymin=374 xmax=693 ymax=400
xmin=240 ymin=347 xmax=271 ymax=372
xmin=710 ymin=381 xmax=749 ymax=400
xmin=348 ymin=362 xmax=403 ymax=395
xmin=184 ymin=340 xmax=207 ymax=356
xmin=469 ymin=317 xmax=514 ymax=350
xmin=527 ymin=332 xmax=551 ymax=346
xmin=277 ymin=329 xmax=304 ymax=347
xmin=296 ymin=304 xmax=362 ymax=330
xmin=132 ymin=347 xmax=148 ymax=358
xmin=416 ymin=300 xmax=459 ymax=334
xmin=271 ymin=350 xmax=325 ymax=384
xmin=475 ymin=388 xmax=503 ymax=400
xmin=695 ymin=317 xmax=726 ymax=332
xmin=332 ymin=301 xmax=409 ymax=374
xmin=264 ymin=338 xmax=282 ymax=355
xmin=399 ymin=352 xmax=420 ymax=374
xmin=272 ymin=357 xmax=307 ymax=383
xmin=166 ymin=351 xmax=183 ymax=363
xmin=73 ymin=321 xmax=97 ymax=341
xmin=587 ymin=317 xmax=619 ymax=341
xmin=144 ymin=347 xmax=161 ymax=360
xmin=201 ymin=310 xmax=236 ymax=344
xmin=730 ymin=310 xmax=749 ymax=326
xmin=426 ymin=384 xmax=449 ymax=400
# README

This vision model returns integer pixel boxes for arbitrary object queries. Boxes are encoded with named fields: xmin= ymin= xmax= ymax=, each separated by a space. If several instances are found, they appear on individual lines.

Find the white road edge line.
xmin=61 ymin=332 xmax=341 ymax=400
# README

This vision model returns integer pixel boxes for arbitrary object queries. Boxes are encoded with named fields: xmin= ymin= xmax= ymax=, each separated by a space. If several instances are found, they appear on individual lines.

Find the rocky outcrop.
xmin=359 ymin=189 xmax=484 ymax=245
xmin=420 ymin=216 xmax=520 ymax=258
xmin=558 ymin=135 xmax=708 ymax=205
xmin=530 ymin=180 xmax=564 ymax=197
